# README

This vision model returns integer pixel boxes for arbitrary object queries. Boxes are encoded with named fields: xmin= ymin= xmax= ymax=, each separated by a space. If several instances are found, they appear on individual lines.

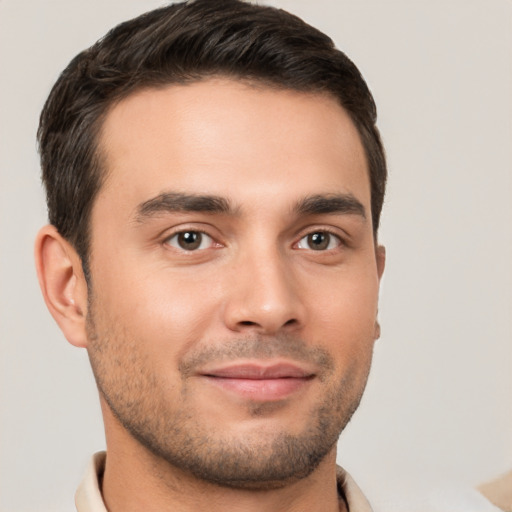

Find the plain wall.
xmin=1 ymin=1 xmax=511 ymax=510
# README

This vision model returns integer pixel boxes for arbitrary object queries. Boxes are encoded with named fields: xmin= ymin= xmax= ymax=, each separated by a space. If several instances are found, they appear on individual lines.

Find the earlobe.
xmin=34 ymin=225 xmax=89 ymax=348
xmin=374 ymin=320 xmax=381 ymax=340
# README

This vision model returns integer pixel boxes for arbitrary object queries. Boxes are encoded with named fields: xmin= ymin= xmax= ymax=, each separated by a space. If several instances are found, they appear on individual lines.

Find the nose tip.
xmin=222 ymin=255 xmax=305 ymax=335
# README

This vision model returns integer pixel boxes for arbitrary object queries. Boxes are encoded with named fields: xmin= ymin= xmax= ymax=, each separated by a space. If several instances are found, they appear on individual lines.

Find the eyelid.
xmin=293 ymin=226 xmax=347 ymax=249
xmin=296 ymin=232 xmax=342 ymax=251
xmin=165 ymin=231 xmax=213 ymax=251
xmin=161 ymin=225 xmax=224 ymax=251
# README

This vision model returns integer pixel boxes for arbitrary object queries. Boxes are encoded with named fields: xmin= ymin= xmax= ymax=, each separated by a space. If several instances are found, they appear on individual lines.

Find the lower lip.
xmin=204 ymin=376 xmax=311 ymax=401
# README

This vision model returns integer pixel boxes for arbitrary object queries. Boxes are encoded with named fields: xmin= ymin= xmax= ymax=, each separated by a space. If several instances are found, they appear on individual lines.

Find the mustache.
xmin=179 ymin=334 xmax=334 ymax=379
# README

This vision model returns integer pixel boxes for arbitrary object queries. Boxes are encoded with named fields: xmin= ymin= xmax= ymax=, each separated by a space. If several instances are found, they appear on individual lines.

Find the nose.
xmin=222 ymin=248 xmax=306 ymax=335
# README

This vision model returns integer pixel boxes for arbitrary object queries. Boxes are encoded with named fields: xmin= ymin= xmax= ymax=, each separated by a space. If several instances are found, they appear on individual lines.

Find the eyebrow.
xmin=134 ymin=191 xmax=366 ymax=223
xmin=294 ymin=193 xmax=366 ymax=219
xmin=135 ymin=192 xmax=234 ymax=222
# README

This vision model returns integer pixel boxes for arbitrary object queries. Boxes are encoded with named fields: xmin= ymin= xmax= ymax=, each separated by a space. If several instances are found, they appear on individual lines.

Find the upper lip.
xmin=200 ymin=362 xmax=315 ymax=379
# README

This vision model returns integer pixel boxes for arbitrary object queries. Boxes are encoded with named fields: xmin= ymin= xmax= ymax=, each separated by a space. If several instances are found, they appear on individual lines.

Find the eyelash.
xmin=164 ymin=230 xmax=218 ymax=251
xmin=162 ymin=227 xmax=346 ymax=253
xmin=294 ymin=229 xmax=344 ymax=252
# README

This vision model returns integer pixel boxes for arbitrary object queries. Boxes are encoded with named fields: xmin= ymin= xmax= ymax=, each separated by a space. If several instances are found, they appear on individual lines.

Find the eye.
xmin=296 ymin=231 xmax=342 ymax=251
xmin=165 ymin=231 xmax=214 ymax=251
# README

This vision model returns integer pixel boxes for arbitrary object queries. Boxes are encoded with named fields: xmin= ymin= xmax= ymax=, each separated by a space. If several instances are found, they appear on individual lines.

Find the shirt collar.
xmin=75 ymin=451 xmax=373 ymax=512
xmin=75 ymin=452 xmax=108 ymax=512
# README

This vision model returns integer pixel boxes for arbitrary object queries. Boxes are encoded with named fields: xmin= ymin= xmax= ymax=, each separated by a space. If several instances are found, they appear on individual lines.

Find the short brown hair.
xmin=38 ymin=0 xmax=387 ymax=278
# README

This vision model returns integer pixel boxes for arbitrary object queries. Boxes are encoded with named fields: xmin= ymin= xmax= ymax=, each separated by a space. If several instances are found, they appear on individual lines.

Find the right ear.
xmin=34 ymin=225 xmax=90 ymax=348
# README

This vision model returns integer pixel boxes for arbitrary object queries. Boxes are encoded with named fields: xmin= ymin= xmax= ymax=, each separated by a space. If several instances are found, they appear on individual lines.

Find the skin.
xmin=35 ymin=78 xmax=385 ymax=512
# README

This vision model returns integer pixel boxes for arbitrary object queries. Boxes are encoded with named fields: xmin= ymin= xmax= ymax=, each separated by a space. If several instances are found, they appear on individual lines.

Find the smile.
xmin=199 ymin=362 xmax=315 ymax=401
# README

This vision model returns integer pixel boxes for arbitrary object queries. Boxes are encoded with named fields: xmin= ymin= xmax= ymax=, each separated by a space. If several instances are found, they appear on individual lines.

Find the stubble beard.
xmin=86 ymin=305 xmax=372 ymax=490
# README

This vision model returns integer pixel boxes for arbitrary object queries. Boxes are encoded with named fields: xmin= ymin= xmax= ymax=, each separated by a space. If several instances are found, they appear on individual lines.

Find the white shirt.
xmin=75 ymin=451 xmax=373 ymax=512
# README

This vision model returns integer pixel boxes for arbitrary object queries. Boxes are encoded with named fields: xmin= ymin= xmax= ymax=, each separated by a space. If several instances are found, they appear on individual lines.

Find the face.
xmin=86 ymin=78 xmax=384 ymax=489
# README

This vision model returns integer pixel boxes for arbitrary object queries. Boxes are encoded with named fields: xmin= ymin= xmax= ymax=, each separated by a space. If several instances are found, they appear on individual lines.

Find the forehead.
xmin=95 ymin=78 xmax=369 ymax=217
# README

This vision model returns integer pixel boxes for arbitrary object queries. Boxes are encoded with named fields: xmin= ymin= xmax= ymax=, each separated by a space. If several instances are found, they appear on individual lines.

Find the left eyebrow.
xmin=293 ymin=193 xmax=367 ymax=219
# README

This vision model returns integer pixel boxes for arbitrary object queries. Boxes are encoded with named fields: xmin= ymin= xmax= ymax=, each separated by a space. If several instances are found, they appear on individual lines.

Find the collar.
xmin=75 ymin=451 xmax=372 ymax=512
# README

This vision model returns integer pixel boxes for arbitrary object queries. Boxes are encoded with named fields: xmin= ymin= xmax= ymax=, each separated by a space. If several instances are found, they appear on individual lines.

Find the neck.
xmin=100 ymin=408 xmax=344 ymax=512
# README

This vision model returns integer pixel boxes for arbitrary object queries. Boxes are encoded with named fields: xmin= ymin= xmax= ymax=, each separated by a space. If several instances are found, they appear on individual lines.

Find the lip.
xmin=198 ymin=362 xmax=315 ymax=401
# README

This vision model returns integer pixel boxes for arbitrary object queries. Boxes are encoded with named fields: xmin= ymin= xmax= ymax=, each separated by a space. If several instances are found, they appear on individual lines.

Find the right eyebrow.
xmin=134 ymin=192 xmax=235 ymax=223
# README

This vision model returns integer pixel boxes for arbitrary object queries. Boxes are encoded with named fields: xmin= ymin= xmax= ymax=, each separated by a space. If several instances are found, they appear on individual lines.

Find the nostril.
xmin=238 ymin=319 xmax=297 ymax=329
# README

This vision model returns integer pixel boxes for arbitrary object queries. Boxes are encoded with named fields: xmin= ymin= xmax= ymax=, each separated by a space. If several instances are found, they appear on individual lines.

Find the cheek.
xmin=303 ymin=269 xmax=379 ymax=331
xmin=90 ymin=262 xmax=222 ymax=359
xmin=300 ymin=266 xmax=380 ymax=366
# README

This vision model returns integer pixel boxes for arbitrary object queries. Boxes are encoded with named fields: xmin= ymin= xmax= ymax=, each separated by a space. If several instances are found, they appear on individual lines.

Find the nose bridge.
xmin=223 ymin=238 xmax=304 ymax=333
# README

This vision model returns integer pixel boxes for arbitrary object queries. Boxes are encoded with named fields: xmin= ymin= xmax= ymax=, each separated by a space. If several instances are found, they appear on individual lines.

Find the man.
xmin=34 ymin=1 xmax=387 ymax=510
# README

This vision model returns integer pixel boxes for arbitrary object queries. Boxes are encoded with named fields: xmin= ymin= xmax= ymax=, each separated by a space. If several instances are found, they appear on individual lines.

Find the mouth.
xmin=198 ymin=362 xmax=315 ymax=401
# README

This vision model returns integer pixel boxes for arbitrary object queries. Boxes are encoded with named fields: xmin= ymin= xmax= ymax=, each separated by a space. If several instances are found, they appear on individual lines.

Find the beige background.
xmin=1 ymin=1 xmax=511 ymax=510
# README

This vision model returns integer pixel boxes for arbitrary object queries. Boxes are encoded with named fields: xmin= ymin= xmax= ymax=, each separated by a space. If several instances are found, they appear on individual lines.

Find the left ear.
xmin=376 ymin=244 xmax=386 ymax=281
xmin=374 ymin=244 xmax=386 ymax=340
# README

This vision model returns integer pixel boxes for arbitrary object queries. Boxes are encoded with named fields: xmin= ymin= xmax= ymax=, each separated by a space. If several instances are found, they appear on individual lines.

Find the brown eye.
xmin=297 ymin=231 xmax=341 ymax=251
xmin=166 ymin=231 xmax=213 ymax=251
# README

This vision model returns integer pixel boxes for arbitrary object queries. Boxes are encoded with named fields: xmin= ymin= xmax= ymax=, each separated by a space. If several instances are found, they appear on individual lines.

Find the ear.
xmin=375 ymin=244 xmax=386 ymax=281
xmin=34 ymin=225 xmax=89 ymax=348
xmin=374 ymin=244 xmax=386 ymax=340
